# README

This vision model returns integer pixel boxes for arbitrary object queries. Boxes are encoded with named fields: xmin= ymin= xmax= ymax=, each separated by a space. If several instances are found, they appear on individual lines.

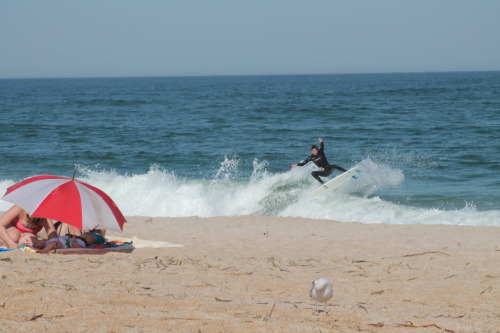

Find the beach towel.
xmin=0 ymin=246 xmax=15 ymax=252
xmin=0 ymin=245 xmax=37 ymax=253
xmin=107 ymin=236 xmax=183 ymax=248
xmin=1 ymin=236 xmax=182 ymax=254
xmin=1 ymin=242 xmax=133 ymax=254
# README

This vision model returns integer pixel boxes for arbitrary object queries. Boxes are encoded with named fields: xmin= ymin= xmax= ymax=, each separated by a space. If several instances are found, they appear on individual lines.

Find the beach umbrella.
xmin=1 ymin=174 xmax=126 ymax=232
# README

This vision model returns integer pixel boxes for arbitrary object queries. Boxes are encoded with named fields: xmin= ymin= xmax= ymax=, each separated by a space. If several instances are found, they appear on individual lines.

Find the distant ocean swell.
xmin=1 ymin=157 xmax=497 ymax=227
xmin=1 ymin=73 xmax=498 ymax=226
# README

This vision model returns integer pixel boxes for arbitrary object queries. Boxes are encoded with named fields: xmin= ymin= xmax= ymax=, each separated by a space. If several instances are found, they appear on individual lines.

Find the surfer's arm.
xmin=319 ymin=140 xmax=324 ymax=153
xmin=293 ymin=156 xmax=312 ymax=167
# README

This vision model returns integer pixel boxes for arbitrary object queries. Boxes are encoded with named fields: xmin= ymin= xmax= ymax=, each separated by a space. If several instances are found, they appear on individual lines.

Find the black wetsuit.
xmin=297 ymin=141 xmax=346 ymax=184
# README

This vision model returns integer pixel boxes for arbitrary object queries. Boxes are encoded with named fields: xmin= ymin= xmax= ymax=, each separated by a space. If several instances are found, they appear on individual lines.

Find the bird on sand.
xmin=309 ymin=277 xmax=333 ymax=313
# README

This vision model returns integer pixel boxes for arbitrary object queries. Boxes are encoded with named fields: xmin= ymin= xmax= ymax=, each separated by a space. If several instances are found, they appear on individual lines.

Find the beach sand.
xmin=0 ymin=215 xmax=498 ymax=332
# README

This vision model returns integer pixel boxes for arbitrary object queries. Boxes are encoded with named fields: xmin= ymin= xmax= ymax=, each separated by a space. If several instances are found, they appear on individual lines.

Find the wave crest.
xmin=0 ymin=159 xmax=497 ymax=227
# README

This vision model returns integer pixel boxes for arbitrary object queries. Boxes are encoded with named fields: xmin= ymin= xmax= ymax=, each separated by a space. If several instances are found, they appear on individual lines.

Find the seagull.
xmin=310 ymin=277 xmax=333 ymax=313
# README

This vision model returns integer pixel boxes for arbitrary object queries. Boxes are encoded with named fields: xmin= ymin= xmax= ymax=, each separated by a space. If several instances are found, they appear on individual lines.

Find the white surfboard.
xmin=308 ymin=165 xmax=362 ymax=196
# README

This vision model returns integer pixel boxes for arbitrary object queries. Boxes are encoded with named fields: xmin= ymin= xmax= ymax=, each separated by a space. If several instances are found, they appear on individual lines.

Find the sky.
xmin=1 ymin=0 xmax=499 ymax=78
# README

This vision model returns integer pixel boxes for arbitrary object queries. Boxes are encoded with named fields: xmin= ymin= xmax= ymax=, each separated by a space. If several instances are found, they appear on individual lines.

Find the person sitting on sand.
xmin=38 ymin=232 xmax=106 ymax=253
xmin=0 ymin=205 xmax=57 ymax=249
xmin=52 ymin=221 xmax=107 ymax=238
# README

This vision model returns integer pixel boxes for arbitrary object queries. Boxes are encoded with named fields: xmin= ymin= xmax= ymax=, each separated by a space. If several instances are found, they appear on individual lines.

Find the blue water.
xmin=0 ymin=72 xmax=499 ymax=226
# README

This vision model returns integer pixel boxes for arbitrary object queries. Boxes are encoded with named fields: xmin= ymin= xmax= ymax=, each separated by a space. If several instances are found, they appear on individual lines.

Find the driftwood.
xmin=395 ymin=321 xmax=456 ymax=332
xmin=263 ymin=302 xmax=276 ymax=321
xmin=402 ymin=251 xmax=449 ymax=257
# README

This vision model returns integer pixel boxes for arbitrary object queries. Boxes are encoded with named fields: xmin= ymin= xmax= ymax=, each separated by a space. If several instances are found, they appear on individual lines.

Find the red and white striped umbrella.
xmin=2 ymin=175 xmax=126 ymax=231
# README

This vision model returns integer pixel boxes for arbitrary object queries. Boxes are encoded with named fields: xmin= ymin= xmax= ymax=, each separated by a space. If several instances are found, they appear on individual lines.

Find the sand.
xmin=0 ymin=215 xmax=499 ymax=332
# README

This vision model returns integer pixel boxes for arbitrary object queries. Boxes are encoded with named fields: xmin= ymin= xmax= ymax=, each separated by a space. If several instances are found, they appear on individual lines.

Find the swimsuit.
xmin=45 ymin=235 xmax=86 ymax=249
xmin=15 ymin=218 xmax=43 ymax=234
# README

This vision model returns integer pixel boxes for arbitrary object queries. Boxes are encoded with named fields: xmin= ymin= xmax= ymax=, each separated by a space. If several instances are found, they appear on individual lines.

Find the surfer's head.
xmin=311 ymin=145 xmax=319 ymax=156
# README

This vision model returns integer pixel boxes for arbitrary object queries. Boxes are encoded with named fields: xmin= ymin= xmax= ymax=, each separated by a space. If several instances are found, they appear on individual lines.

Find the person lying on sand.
xmin=37 ymin=232 xmax=106 ymax=253
xmin=0 ymin=205 xmax=57 ymax=249
xmin=18 ymin=233 xmax=47 ymax=248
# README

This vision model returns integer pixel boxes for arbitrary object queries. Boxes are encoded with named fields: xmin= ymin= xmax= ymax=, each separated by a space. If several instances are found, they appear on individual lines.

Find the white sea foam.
xmin=0 ymin=159 xmax=498 ymax=227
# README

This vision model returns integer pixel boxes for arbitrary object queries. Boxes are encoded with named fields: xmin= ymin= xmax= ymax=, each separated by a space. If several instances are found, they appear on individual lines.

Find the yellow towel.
xmin=21 ymin=246 xmax=37 ymax=253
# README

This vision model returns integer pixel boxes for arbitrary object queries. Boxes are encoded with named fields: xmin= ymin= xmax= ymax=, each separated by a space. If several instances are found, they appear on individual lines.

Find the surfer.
xmin=291 ymin=138 xmax=347 ymax=184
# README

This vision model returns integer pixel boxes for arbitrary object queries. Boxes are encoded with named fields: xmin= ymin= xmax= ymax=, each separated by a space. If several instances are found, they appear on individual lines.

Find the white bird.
xmin=310 ymin=277 xmax=333 ymax=313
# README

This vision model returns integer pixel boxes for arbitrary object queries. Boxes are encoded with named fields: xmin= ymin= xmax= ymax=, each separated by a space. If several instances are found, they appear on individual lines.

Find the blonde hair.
xmin=25 ymin=213 xmax=43 ymax=227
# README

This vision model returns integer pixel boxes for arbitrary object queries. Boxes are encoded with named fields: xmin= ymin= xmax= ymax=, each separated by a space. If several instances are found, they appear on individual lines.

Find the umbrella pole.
xmin=53 ymin=220 xmax=61 ymax=254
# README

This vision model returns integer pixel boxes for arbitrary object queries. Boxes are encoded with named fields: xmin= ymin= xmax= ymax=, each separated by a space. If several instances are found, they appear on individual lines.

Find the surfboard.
xmin=308 ymin=165 xmax=362 ymax=196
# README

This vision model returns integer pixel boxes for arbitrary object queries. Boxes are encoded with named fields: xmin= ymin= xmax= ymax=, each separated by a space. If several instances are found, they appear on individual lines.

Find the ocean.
xmin=0 ymin=72 xmax=499 ymax=226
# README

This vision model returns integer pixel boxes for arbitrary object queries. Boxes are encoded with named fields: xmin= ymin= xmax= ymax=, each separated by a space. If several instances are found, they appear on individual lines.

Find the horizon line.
xmin=1 ymin=69 xmax=499 ymax=80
